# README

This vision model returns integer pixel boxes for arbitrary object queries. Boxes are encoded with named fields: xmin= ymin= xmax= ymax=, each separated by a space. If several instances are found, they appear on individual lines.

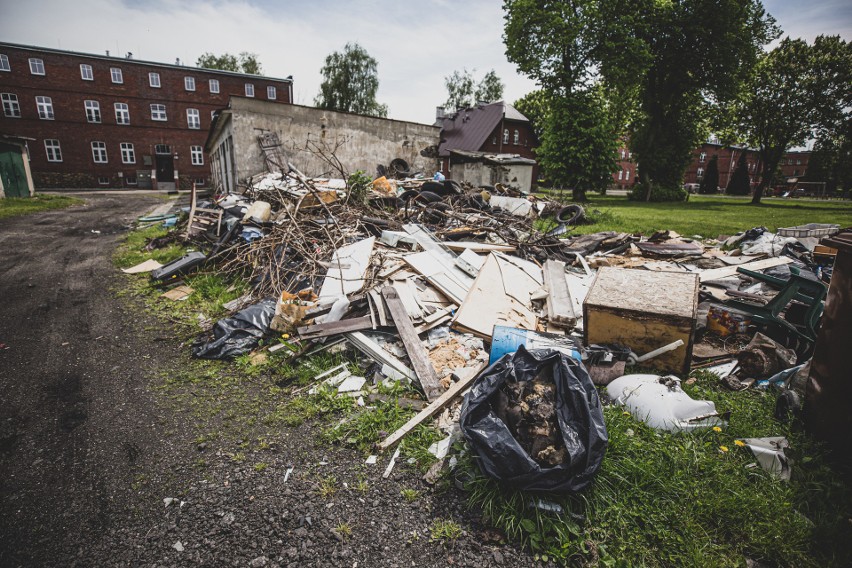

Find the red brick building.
xmin=0 ymin=42 xmax=292 ymax=190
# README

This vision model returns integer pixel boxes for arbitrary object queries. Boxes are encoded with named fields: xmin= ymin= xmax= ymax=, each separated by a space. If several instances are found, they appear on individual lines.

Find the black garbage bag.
xmin=460 ymin=346 xmax=607 ymax=493
xmin=192 ymin=299 xmax=276 ymax=360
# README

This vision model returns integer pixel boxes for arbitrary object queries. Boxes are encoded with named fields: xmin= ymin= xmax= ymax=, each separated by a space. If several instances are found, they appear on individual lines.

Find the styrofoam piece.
xmin=337 ymin=375 xmax=366 ymax=393
xmin=607 ymin=374 xmax=724 ymax=432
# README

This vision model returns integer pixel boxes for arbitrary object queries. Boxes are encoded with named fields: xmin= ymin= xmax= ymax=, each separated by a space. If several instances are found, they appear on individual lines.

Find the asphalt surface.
xmin=0 ymin=195 xmax=171 ymax=566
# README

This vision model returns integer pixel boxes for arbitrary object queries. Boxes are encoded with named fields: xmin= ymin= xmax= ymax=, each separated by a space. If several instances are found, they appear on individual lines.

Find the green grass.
xmin=540 ymin=194 xmax=852 ymax=238
xmin=0 ymin=194 xmax=82 ymax=219
xmin=429 ymin=519 xmax=464 ymax=542
xmin=461 ymin=371 xmax=852 ymax=567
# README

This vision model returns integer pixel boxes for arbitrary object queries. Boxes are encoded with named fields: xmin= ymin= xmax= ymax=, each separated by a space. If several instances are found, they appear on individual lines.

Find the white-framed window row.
xmin=115 ymin=102 xmax=130 ymax=125
xmin=44 ymin=139 xmax=62 ymax=162
xmin=2 ymin=93 xmax=21 ymax=117
xmin=186 ymin=108 xmax=200 ymax=129
xmin=150 ymin=103 xmax=167 ymax=121
xmin=29 ymin=58 xmax=45 ymax=75
xmin=80 ymin=64 xmax=93 ymax=80
xmin=36 ymin=96 xmax=54 ymax=120
xmin=111 ymin=67 xmax=123 ymax=84
xmin=0 ymin=54 xmax=10 ymax=72
xmin=91 ymin=141 xmax=108 ymax=163
xmin=513 ymin=130 xmax=520 ymax=145
xmin=245 ymin=83 xmax=254 ymax=97
xmin=209 ymin=79 xmax=220 ymax=93
xmin=84 ymin=100 xmax=101 ymax=123
xmin=149 ymin=72 xmax=161 ymax=88
xmin=190 ymin=145 xmax=204 ymax=166
xmin=120 ymin=142 xmax=136 ymax=164
xmin=267 ymin=86 xmax=276 ymax=100
xmin=184 ymin=76 xmax=195 ymax=91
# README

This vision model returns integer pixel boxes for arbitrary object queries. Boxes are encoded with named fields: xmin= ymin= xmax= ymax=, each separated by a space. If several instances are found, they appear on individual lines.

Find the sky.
xmin=1 ymin=0 xmax=850 ymax=125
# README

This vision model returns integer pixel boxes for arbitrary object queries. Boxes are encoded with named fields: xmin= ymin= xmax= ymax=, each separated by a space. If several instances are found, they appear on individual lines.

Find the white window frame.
xmin=618 ymin=170 xmax=624 ymax=180
xmin=209 ymin=79 xmax=220 ymax=93
xmin=114 ymin=102 xmax=130 ymax=125
xmin=84 ymin=100 xmax=101 ymax=123
xmin=697 ymin=167 xmax=704 ymax=178
xmin=29 ymin=58 xmax=45 ymax=75
xmin=80 ymin=64 xmax=93 ymax=80
xmin=245 ymin=83 xmax=254 ymax=97
xmin=0 ymin=54 xmax=9 ymax=72
xmin=502 ymin=129 xmax=509 ymax=144
xmin=36 ymin=96 xmax=54 ymax=120
xmin=91 ymin=141 xmax=108 ymax=163
xmin=149 ymin=72 xmax=161 ymax=88
xmin=150 ymin=103 xmax=167 ymax=121
xmin=2 ymin=93 xmax=21 ymax=117
xmin=110 ymin=67 xmax=123 ymax=84
xmin=184 ymin=76 xmax=195 ymax=91
xmin=44 ymin=139 xmax=62 ymax=162
xmin=621 ymin=150 xmax=626 ymax=159
xmin=513 ymin=130 xmax=520 ymax=145
xmin=125 ymin=173 xmax=138 ymax=186
xmin=190 ymin=145 xmax=204 ymax=166
xmin=120 ymin=142 xmax=135 ymax=164
xmin=625 ymin=170 xmax=631 ymax=180
xmin=699 ymin=152 xmax=706 ymax=163
xmin=267 ymin=86 xmax=276 ymax=100
xmin=186 ymin=108 xmax=200 ymax=129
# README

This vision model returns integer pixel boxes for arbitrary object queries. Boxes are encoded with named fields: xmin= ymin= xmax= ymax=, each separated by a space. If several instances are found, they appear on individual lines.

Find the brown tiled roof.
xmin=438 ymin=101 xmax=528 ymax=158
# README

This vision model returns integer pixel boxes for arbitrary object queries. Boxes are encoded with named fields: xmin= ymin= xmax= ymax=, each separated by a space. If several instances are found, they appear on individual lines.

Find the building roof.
xmin=438 ymin=101 xmax=529 ymax=158
xmin=0 ymin=41 xmax=293 ymax=83
xmin=448 ymin=149 xmax=536 ymax=166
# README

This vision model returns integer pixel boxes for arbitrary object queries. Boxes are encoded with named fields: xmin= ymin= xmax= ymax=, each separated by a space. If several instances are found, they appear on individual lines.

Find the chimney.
xmin=435 ymin=106 xmax=445 ymax=127
xmin=125 ymin=52 xmax=133 ymax=59
xmin=105 ymin=50 xmax=110 ymax=56
xmin=175 ymin=57 xmax=181 ymax=65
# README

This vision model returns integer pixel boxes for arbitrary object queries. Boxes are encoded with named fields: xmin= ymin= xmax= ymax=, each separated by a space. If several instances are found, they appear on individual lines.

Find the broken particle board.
xmin=443 ymin=241 xmax=517 ymax=253
xmin=121 ymin=259 xmax=164 ymax=274
xmin=699 ymin=256 xmax=793 ymax=282
xmin=161 ymin=285 xmax=194 ymax=301
xmin=318 ymin=237 xmax=375 ymax=299
xmin=542 ymin=259 xmax=576 ymax=328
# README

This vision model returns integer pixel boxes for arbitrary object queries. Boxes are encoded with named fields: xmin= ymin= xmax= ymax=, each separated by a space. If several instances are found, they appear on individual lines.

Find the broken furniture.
xmin=185 ymin=183 xmax=223 ymax=239
xmin=583 ymin=267 xmax=699 ymax=375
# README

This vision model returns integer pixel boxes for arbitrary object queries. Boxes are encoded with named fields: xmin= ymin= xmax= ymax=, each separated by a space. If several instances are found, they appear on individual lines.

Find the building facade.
xmin=0 ymin=42 xmax=292 ymax=190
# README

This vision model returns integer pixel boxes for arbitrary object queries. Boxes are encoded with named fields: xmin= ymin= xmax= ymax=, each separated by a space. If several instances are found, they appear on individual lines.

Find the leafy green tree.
xmin=730 ymin=35 xmax=852 ymax=203
xmin=315 ymin=43 xmax=388 ymax=117
xmin=513 ymin=90 xmax=549 ymax=140
xmin=475 ymin=70 xmax=504 ymax=103
xmin=726 ymin=151 xmax=751 ymax=195
xmin=444 ymin=69 xmax=504 ymax=110
xmin=806 ymin=119 xmax=852 ymax=196
xmin=197 ymin=51 xmax=263 ymax=74
xmin=698 ymin=155 xmax=719 ymax=194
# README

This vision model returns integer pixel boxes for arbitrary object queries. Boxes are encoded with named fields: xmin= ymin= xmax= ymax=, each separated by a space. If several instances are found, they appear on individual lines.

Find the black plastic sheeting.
xmin=192 ymin=299 xmax=276 ymax=360
xmin=460 ymin=346 xmax=608 ymax=493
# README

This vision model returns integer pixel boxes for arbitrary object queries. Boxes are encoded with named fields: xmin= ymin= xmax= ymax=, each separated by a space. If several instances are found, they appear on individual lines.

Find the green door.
xmin=0 ymin=142 xmax=30 ymax=198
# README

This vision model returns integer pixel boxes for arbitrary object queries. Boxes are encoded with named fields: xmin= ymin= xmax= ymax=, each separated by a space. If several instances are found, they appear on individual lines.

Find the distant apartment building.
xmin=0 ymin=42 xmax=293 ymax=190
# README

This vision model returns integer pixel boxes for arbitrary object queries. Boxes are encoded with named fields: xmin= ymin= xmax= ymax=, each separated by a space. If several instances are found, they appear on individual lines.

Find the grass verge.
xmin=0 ymin=194 xmax=83 ymax=219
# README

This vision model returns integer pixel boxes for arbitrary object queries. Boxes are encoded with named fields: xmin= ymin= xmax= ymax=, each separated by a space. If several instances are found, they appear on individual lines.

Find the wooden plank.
xmin=543 ymin=259 xmax=576 ymax=327
xmin=381 ymin=286 xmax=443 ymax=401
xmin=444 ymin=241 xmax=517 ymax=253
xmin=377 ymin=361 xmax=487 ymax=451
xmin=345 ymin=331 xmax=415 ymax=382
xmin=297 ymin=316 xmax=373 ymax=340
xmin=699 ymin=256 xmax=793 ymax=282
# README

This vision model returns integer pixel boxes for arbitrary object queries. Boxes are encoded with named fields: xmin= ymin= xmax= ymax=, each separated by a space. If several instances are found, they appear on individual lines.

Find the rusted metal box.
xmin=583 ymin=267 xmax=699 ymax=375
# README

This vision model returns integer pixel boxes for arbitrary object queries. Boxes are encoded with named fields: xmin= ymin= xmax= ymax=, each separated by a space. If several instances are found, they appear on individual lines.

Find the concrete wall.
xmin=223 ymin=98 xmax=439 ymax=185
xmin=450 ymin=161 xmax=533 ymax=193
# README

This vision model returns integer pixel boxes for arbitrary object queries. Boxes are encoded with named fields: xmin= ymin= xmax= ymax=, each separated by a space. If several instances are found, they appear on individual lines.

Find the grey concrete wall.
xmin=225 ymin=98 xmax=439 ymax=184
xmin=450 ymin=161 xmax=533 ymax=193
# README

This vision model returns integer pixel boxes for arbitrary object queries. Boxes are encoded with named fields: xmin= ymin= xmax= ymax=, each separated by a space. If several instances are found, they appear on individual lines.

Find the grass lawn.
xmin=0 ymin=194 xmax=83 ymax=220
xmin=542 ymin=194 xmax=852 ymax=237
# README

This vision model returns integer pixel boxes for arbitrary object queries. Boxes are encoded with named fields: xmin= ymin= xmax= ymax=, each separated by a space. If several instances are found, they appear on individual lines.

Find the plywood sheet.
xmin=319 ymin=237 xmax=375 ymax=299
xmin=585 ymin=267 xmax=698 ymax=319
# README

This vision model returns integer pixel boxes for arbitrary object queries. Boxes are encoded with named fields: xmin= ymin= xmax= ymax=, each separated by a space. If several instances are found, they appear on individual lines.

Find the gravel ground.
xmin=0 ymin=196 xmax=543 ymax=567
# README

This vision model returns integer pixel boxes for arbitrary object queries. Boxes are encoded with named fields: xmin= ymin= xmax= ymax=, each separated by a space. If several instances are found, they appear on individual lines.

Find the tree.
xmin=513 ymin=90 xmax=549 ymax=140
xmin=443 ymin=68 xmax=504 ymax=110
xmin=698 ymin=155 xmax=719 ymax=194
xmin=197 ymin=51 xmax=263 ymax=74
xmin=315 ymin=43 xmax=388 ymax=117
xmin=730 ymin=35 xmax=852 ymax=203
xmin=806 ymin=118 xmax=852 ymax=196
xmin=726 ymin=151 xmax=751 ymax=195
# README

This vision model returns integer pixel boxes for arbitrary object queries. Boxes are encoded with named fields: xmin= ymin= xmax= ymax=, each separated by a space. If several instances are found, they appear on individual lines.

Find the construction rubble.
xmin=126 ymin=161 xmax=846 ymax=491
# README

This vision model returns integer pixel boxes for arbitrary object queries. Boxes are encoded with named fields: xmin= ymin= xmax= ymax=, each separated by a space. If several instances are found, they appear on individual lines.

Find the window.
xmin=267 ymin=86 xmax=276 ymax=100
xmin=195 ymin=178 xmax=206 ymax=186
xmin=149 ymin=72 xmax=161 ymax=87
xmin=154 ymin=144 xmax=170 ymax=155
xmin=91 ymin=141 xmax=108 ymax=163
xmin=618 ymin=170 xmax=624 ymax=180
xmin=44 ymin=139 xmax=62 ymax=162
xmin=80 ymin=64 xmax=93 ymax=80
xmin=491 ymin=136 xmax=497 ymax=145
xmin=796 ymin=159 xmax=802 ymax=165
xmin=628 ymin=151 xmax=632 ymax=158
xmin=184 ymin=76 xmax=195 ymax=91
xmin=503 ymin=129 xmax=509 ymax=144
xmin=150 ymin=103 xmax=167 ymax=121
xmin=2 ymin=93 xmax=21 ymax=117
xmin=697 ymin=167 xmax=704 ymax=178
xmin=621 ymin=150 xmax=626 ymax=159
xmin=29 ymin=58 xmax=45 ymax=75
xmin=125 ymin=173 xmax=138 ymax=186
xmin=186 ymin=108 xmax=200 ymax=129
xmin=84 ymin=100 xmax=101 ymax=123
xmin=513 ymin=130 xmax=519 ymax=145
xmin=120 ymin=142 xmax=135 ymax=164
xmin=190 ymin=145 xmax=204 ymax=166
xmin=211 ymin=110 xmax=217 ymax=120
xmin=98 ymin=176 xmax=110 ymax=185
xmin=245 ymin=83 xmax=254 ymax=97
xmin=110 ymin=67 xmax=123 ymax=83
xmin=209 ymin=79 xmax=219 ymax=93
xmin=114 ymin=102 xmax=130 ymax=124
xmin=699 ymin=152 xmax=706 ymax=163
xmin=36 ymin=96 xmax=54 ymax=120
xmin=625 ymin=169 xmax=631 ymax=180
xmin=794 ymin=169 xmax=800 ymax=176
xmin=0 ymin=54 xmax=9 ymax=72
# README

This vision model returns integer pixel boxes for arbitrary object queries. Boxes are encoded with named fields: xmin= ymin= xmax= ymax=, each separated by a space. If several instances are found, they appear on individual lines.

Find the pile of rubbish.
xmin=125 ymin=160 xmax=845 ymax=491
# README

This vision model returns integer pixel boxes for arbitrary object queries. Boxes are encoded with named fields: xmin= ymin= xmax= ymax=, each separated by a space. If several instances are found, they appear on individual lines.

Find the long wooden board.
xmin=543 ymin=259 xmax=576 ymax=327
xmin=297 ymin=316 xmax=373 ymax=340
xmin=699 ymin=256 xmax=793 ymax=282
